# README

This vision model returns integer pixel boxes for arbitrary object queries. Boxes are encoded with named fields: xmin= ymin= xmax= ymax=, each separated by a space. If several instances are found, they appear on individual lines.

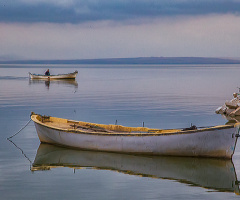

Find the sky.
xmin=1 ymin=0 xmax=240 ymax=60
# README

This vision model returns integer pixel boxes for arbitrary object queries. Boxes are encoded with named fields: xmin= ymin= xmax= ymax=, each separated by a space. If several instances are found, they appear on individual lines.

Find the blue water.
xmin=1 ymin=64 xmax=240 ymax=199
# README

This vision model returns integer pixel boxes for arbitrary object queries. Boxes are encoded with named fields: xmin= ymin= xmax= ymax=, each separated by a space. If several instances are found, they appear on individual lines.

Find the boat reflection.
xmin=32 ymin=143 xmax=240 ymax=194
xmin=29 ymin=79 xmax=78 ymax=89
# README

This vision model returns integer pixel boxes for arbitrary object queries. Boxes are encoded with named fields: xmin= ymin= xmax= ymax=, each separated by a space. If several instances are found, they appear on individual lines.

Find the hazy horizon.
xmin=1 ymin=56 xmax=240 ymax=65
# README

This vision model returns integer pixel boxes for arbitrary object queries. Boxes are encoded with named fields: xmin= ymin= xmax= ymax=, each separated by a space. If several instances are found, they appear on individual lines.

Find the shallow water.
xmin=1 ymin=64 xmax=240 ymax=199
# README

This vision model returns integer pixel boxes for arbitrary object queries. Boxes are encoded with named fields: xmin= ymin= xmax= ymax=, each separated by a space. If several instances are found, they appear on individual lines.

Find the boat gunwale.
xmin=31 ymin=114 xmax=238 ymax=137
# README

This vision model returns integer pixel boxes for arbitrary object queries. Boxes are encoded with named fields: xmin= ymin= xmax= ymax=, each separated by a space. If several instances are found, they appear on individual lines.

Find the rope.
xmin=7 ymin=139 xmax=33 ymax=166
xmin=7 ymin=118 xmax=32 ymax=140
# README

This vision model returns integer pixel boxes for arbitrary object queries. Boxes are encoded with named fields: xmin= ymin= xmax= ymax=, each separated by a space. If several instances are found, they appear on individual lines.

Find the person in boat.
xmin=45 ymin=69 xmax=50 ymax=76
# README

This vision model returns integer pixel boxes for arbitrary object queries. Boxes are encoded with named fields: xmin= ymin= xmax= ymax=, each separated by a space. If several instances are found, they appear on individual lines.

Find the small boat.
xmin=31 ymin=113 xmax=240 ymax=159
xmin=32 ymin=143 xmax=240 ymax=194
xmin=29 ymin=70 xmax=78 ymax=80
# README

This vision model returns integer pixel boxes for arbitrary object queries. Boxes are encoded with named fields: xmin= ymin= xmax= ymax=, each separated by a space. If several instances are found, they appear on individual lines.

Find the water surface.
xmin=1 ymin=64 xmax=240 ymax=200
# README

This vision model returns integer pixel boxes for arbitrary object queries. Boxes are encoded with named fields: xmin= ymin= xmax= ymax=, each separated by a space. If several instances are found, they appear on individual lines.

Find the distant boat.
xmin=29 ymin=70 xmax=78 ymax=80
xmin=31 ymin=112 xmax=240 ymax=159
xmin=32 ymin=143 xmax=240 ymax=194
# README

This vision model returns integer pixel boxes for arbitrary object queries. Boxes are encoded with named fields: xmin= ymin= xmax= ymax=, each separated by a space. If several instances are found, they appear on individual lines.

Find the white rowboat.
xmin=29 ymin=70 xmax=78 ymax=80
xmin=31 ymin=113 xmax=240 ymax=159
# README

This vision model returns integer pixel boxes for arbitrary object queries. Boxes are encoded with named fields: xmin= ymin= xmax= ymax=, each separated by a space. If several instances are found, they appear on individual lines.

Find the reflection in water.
xmin=29 ymin=79 xmax=78 ymax=89
xmin=7 ymin=139 xmax=33 ymax=169
xmin=32 ymin=144 xmax=240 ymax=194
xmin=45 ymin=80 xmax=50 ymax=89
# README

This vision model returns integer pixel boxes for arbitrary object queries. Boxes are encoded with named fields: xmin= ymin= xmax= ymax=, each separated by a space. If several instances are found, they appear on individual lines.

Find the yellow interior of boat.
xmin=31 ymin=113 xmax=237 ymax=134
xmin=32 ymin=114 xmax=181 ymax=133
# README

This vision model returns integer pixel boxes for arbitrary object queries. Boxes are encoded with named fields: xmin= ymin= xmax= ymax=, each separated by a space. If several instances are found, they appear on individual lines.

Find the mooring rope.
xmin=7 ymin=118 xmax=32 ymax=140
xmin=7 ymin=138 xmax=33 ymax=165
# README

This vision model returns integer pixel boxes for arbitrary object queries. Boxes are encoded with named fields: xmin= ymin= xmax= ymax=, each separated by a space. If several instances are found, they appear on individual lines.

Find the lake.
xmin=1 ymin=64 xmax=240 ymax=200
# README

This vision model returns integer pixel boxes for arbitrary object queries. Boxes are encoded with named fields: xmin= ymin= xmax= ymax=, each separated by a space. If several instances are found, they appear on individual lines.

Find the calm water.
xmin=1 ymin=64 xmax=240 ymax=199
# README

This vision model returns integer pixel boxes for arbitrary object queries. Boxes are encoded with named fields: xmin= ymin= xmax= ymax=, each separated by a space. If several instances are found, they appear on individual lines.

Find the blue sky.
xmin=1 ymin=0 xmax=240 ymax=60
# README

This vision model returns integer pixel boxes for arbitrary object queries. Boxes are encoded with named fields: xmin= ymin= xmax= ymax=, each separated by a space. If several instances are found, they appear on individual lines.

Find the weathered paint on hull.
xmin=33 ymin=122 xmax=238 ymax=159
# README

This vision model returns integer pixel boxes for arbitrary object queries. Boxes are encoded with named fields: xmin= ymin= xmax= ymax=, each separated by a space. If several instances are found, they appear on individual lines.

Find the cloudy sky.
xmin=1 ymin=0 xmax=240 ymax=60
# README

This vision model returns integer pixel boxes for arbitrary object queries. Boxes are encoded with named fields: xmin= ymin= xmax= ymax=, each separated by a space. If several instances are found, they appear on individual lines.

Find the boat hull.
xmin=32 ymin=118 xmax=239 ymax=159
xmin=29 ymin=71 xmax=78 ymax=80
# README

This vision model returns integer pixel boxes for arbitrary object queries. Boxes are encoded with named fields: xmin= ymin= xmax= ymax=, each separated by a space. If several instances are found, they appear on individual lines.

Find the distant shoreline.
xmin=1 ymin=57 xmax=240 ymax=65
